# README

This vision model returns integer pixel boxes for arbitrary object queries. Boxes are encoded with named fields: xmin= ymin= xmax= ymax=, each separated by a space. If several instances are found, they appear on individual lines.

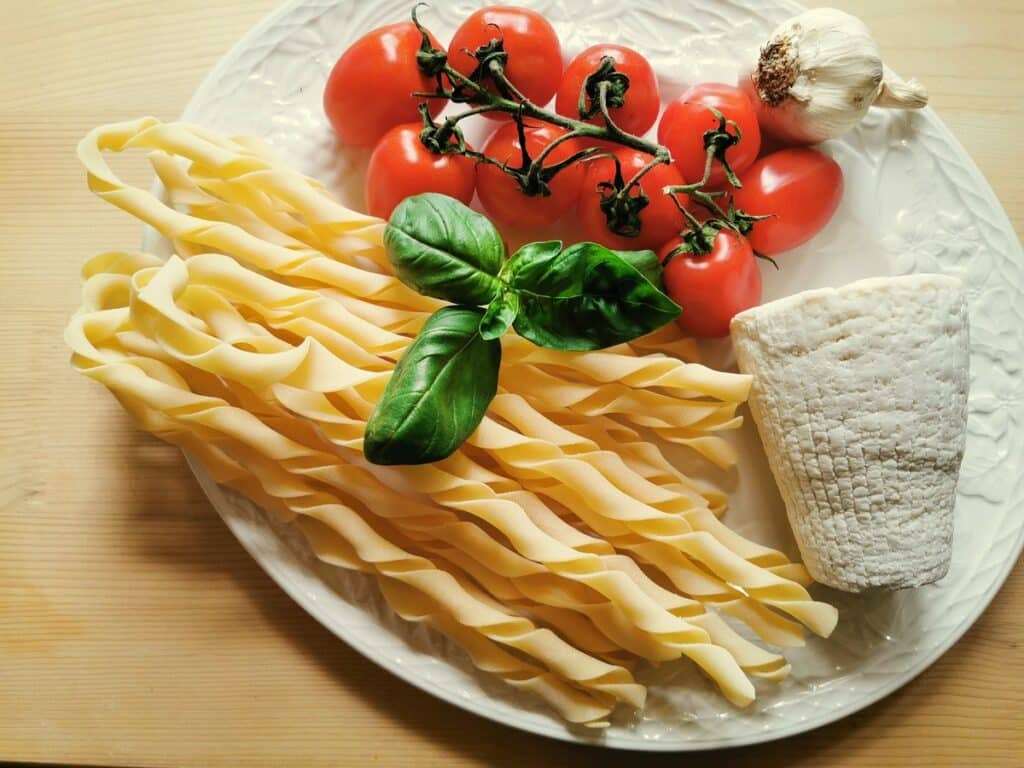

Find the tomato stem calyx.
xmin=754 ymin=249 xmax=780 ymax=270
xmin=412 ymin=4 xmax=449 ymax=78
xmin=578 ymin=57 xmax=631 ymax=120
xmin=597 ymin=154 xmax=649 ymax=237
xmin=662 ymin=221 xmax=726 ymax=265
xmin=701 ymin=108 xmax=744 ymax=188
xmin=728 ymin=204 xmax=774 ymax=237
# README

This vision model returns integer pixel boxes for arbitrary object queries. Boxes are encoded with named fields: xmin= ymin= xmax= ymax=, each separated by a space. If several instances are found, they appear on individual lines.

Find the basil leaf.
xmin=610 ymin=248 xmax=664 ymax=290
xmin=384 ymin=193 xmax=505 ymax=305
xmin=364 ymin=306 xmax=500 ymax=465
xmin=506 ymin=241 xmax=681 ymax=351
xmin=500 ymin=240 xmax=563 ymax=277
xmin=479 ymin=289 xmax=519 ymax=340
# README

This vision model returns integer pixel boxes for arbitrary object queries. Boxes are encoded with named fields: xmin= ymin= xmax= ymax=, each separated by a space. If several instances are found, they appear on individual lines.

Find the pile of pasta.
xmin=67 ymin=117 xmax=837 ymax=726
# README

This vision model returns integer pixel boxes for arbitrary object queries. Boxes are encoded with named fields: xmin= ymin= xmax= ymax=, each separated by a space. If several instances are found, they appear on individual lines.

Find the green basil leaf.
xmin=610 ymin=248 xmax=664 ymax=290
xmin=506 ymin=241 xmax=681 ymax=351
xmin=384 ymin=193 xmax=505 ymax=305
xmin=479 ymin=289 xmax=519 ymax=340
xmin=364 ymin=306 xmax=500 ymax=465
xmin=499 ymin=240 xmax=563 ymax=279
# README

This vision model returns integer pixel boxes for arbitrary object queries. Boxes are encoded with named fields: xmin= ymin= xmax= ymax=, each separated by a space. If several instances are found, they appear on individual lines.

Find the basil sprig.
xmin=367 ymin=193 xmax=681 ymax=465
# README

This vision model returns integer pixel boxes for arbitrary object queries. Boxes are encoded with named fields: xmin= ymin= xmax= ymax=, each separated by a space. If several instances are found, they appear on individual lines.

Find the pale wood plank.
xmin=1 ymin=0 xmax=1021 ymax=766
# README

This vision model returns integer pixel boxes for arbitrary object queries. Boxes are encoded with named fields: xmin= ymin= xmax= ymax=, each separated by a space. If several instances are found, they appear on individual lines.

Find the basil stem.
xmin=478 ymin=288 xmax=519 ymax=340
xmin=364 ymin=305 xmax=500 ymax=466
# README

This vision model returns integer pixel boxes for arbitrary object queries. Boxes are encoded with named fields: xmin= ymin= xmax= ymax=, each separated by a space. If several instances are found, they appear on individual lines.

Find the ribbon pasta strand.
xmin=68 ymin=118 xmax=841 ymax=724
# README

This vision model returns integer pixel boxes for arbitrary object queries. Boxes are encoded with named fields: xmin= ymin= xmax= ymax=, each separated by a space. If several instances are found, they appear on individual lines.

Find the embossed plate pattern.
xmin=163 ymin=0 xmax=1024 ymax=750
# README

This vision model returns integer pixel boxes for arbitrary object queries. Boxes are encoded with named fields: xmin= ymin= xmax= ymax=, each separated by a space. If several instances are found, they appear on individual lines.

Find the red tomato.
xmin=555 ymin=44 xmax=660 ymax=137
xmin=577 ymin=150 xmax=686 ymax=251
xmin=365 ymin=124 xmax=476 ymax=219
xmin=477 ymin=122 xmax=585 ymax=229
xmin=448 ymin=7 xmax=562 ymax=117
xmin=323 ymin=23 xmax=445 ymax=148
xmin=657 ymin=83 xmax=761 ymax=189
xmin=660 ymin=230 xmax=762 ymax=338
xmin=731 ymin=148 xmax=844 ymax=255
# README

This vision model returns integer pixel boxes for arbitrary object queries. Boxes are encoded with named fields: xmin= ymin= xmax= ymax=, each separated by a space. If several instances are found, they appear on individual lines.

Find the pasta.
xmin=67 ymin=302 xmax=642 ymax=721
xmin=138 ymin=253 xmax=834 ymax=638
xmin=69 ymin=118 xmax=839 ymax=725
xmin=103 ymin=259 xmax=773 ymax=698
xmin=69 ymin=276 xmax=761 ymax=707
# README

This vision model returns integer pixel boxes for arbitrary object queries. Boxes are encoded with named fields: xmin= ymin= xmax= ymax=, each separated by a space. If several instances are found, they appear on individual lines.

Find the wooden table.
xmin=2 ymin=1 xmax=1022 ymax=765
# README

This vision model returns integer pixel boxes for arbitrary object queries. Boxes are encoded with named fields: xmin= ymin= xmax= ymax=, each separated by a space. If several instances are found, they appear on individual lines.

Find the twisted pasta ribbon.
xmin=116 ymin=250 xmax=831 ymax=638
xmin=70 ymin=118 xmax=842 ymax=721
xmin=182 ymin=436 xmax=621 ymax=722
xmin=122 ymin=254 xmax=835 ymax=640
xmin=67 ymin=313 xmax=648 ymax=719
xmin=75 ymin=263 xmax=784 ymax=704
xmin=143 ymin=264 xmax=778 ymax=694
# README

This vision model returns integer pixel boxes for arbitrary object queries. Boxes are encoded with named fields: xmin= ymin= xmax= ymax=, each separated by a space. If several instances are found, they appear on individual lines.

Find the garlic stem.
xmin=874 ymin=78 xmax=929 ymax=109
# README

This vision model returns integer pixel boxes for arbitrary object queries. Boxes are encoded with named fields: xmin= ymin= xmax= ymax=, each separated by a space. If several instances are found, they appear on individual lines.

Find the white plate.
xmin=165 ymin=0 xmax=1024 ymax=750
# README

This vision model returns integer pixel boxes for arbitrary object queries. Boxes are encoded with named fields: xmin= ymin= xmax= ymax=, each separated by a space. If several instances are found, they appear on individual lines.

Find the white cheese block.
xmin=730 ymin=274 xmax=970 ymax=592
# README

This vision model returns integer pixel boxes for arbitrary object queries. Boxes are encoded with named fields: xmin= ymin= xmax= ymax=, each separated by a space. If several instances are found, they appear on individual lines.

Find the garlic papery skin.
xmin=745 ymin=8 xmax=929 ymax=145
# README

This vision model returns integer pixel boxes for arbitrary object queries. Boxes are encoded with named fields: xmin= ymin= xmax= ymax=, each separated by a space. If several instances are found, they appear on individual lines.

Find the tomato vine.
xmin=408 ymin=4 xmax=748 ymax=244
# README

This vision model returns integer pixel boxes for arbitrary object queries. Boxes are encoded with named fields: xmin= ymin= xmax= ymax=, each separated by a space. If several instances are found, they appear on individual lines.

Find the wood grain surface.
xmin=2 ymin=1 xmax=1022 ymax=766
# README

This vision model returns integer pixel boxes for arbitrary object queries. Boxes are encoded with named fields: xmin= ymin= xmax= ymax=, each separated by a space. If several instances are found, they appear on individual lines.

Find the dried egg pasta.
xmin=69 ymin=118 xmax=837 ymax=725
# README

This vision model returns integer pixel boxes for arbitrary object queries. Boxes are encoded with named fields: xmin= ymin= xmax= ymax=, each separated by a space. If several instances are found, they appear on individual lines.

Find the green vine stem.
xmin=410 ymin=4 xmax=755 ymax=247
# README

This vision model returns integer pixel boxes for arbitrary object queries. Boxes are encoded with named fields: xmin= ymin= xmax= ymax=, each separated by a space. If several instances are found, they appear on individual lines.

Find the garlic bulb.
xmin=745 ymin=8 xmax=928 ymax=145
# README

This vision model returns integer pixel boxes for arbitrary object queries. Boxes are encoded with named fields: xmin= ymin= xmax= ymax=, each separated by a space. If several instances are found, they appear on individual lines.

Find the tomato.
xmin=477 ymin=122 xmax=585 ymax=229
xmin=448 ymin=7 xmax=562 ymax=117
xmin=731 ymin=148 xmax=844 ymax=255
xmin=555 ymin=45 xmax=660 ymax=137
xmin=576 ymin=150 xmax=686 ymax=251
xmin=660 ymin=230 xmax=762 ymax=338
xmin=324 ymin=23 xmax=445 ymax=148
xmin=657 ymin=83 xmax=761 ymax=189
xmin=364 ymin=124 xmax=476 ymax=219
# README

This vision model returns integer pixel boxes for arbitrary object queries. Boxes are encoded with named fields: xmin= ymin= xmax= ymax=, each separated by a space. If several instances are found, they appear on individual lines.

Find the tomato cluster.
xmin=323 ymin=6 xmax=845 ymax=338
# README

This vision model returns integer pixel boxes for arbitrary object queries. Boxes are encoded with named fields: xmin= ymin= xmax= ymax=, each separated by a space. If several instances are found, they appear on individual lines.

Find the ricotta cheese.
xmin=730 ymin=274 xmax=970 ymax=592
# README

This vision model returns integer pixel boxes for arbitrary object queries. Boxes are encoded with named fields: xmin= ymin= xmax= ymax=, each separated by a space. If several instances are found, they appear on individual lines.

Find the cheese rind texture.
xmin=731 ymin=274 xmax=970 ymax=592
